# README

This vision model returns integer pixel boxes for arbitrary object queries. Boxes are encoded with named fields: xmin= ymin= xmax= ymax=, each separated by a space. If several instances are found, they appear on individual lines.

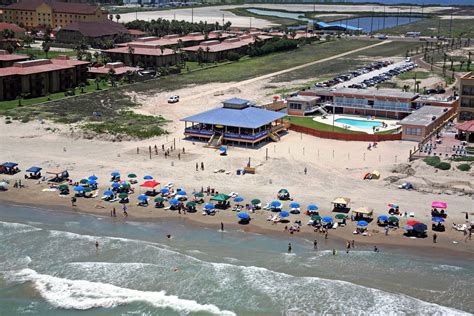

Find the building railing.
xmin=184 ymin=128 xmax=269 ymax=140
xmin=184 ymin=128 xmax=213 ymax=136
xmin=325 ymin=102 xmax=413 ymax=113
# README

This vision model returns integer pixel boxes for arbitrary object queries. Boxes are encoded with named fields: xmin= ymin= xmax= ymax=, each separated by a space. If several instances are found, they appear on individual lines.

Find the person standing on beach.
xmin=71 ymin=197 xmax=76 ymax=207
xmin=374 ymin=246 xmax=379 ymax=252
xmin=221 ymin=222 xmax=224 ymax=231
xmin=288 ymin=243 xmax=292 ymax=253
xmin=332 ymin=249 xmax=336 ymax=255
xmin=346 ymin=241 xmax=351 ymax=253
xmin=304 ymin=167 xmax=307 ymax=175
xmin=113 ymin=208 xmax=116 ymax=217
xmin=351 ymin=240 xmax=355 ymax=248
xmin=201 ymin=162 xmax=204 ymax=171
xmin=313 ymin=239 xmax=317 ymax=249
xmin=433 ymin=233 xmax=437 ymax=243
xmin=196 ymin=163 xmax=198 ymax=171
xmin=95 ymin=241 xmax=99 ymax=249
xmin=384 ymin=226 xmax=389 ymax=236
xmin=325 ymin=232 xmax=328 ymax=240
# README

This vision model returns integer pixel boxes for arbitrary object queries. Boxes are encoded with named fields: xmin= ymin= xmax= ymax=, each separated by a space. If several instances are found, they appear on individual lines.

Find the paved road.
xmin=333 ymin=59 xmax=410 ymax=88
xmin=176 ymin=40 xmax=391 ymax=104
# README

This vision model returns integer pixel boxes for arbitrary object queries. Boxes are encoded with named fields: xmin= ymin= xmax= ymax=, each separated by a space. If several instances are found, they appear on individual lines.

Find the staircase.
xmin=216 ymin=134 xmax=224 ymax=146
xmin=269 ymin=132 xmax=280 ymax=142
xmin=316 ymin=105 xmax=329 ymax=116
xmin=207 ymin=133 xmax=216 ymax=146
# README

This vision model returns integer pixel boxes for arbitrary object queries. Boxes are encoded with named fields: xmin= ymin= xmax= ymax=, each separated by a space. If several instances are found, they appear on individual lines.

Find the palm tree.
xmin=459 ymin=60 xmax=465 ymax=71
xmin=78 ymin=82 xmax=86 ymax=93
xmin=109 ymin=14 xmax=113 ymax=21
xmin=108 ymin=68 xmax=116 ymax=87
xmin=42 ymin=42 xmax=50 ymax=58
xmin=115 ymin=14 xmax=121 ymax=23
xmin=95 ymin=77 xmax=101 ymax=90
xmin=467 ymin=52 xmax=472 ymax=71
xmin=128 ymin=46 xmax=135 ymax=66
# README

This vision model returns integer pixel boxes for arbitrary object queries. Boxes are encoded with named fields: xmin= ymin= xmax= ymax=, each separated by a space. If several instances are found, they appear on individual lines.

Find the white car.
xmin=168 ymin=95 xmax=179 ymax=103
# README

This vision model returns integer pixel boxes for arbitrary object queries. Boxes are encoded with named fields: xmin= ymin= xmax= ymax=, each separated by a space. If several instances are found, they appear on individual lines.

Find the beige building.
xmin=399 ymin=106 xmax=453 ymax=141
xmin=1 ymin=0 xmax=107 ymax=28
xmin=459 ymin=72 xmax=474 ymax=122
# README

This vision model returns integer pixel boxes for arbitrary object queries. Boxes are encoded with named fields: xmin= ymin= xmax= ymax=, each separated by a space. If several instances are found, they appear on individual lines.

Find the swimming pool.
xmin=335 ymin=118 xmax=383 ymax=129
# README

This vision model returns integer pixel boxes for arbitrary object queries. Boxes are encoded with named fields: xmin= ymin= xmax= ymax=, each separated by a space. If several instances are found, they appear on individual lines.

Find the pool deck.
xmin=313 ymin=114 xmax=400 ymax=134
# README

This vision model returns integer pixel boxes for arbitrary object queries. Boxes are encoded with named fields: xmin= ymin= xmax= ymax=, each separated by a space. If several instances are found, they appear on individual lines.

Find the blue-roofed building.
xmin=181 ymin=98 xmax=286 ymax=147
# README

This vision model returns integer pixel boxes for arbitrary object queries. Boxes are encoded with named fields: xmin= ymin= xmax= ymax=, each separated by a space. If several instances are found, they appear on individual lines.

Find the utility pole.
xmin=191 ymin=7 xmax=194 ymax=24
xmin=382 ymin=6 xmax=385 ymax=30
xmin=409 ymin=5 xmax=412 ymax=23
xmin=222 ymin=13 xmax=224 ymax=30
xmin=370 ymin=8 xmax=374 ymax=34
xmin=449 ymin=8 xmax=453 ymax=38
xmin=249 ymin=17 xmax=252 ymax=29
xmin=396 ymin=7 xmax=399 ymax=27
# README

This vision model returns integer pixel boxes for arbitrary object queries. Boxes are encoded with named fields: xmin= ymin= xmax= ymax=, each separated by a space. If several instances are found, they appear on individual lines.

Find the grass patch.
xmin=396 ymin=71 xmax=431 ymax=80
xmin=82 ymin=111 xmax=169 ymax=139
xmin=435 ymin=162 xmax=451 ymax=170
xmin=16 ymin=48 xmax=76 ymax=59
xmin=224 ymin=7 xmax=301 ymax=26
xmin=287 ymin=116 xmax=364 ymax=134
xmin=457 ymin=163 xmax=471 ymax=172
xmin=450 ymin=156 xmax=474 ymax=162
xmin=423 ymin=156 xmax=441 ymax=166
xmin=375 ymin=128 xmax=400 ymax=135
xmin=0 ymin=80 xmax=110 ymax=113
xmin=271 ymin=41 xmax=420 ymax=83
xmin=383 ymin=16 xmax=474 ymax=38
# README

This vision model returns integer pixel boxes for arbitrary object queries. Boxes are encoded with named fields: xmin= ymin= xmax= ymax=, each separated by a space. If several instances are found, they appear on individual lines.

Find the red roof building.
xmin=0 ymin=49 xmax=29 ymax=67
xmin=88 ymin=62 xmax=139 ymax=76
xmin=56 ymin=20 xmax=128 ymax=47
xmin=102 ymin=43 xmax=181 ymax=68
xmin=0 ymin=55 xmax=89 ymax=101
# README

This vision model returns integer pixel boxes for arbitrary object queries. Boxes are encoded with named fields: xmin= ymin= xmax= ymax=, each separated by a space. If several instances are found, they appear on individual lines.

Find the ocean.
xmin=0 ymin=203 xmax=473 ymax=315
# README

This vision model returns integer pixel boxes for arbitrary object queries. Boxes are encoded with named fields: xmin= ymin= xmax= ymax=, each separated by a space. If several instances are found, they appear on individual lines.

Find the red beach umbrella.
xmin=140 ymin=180 xmax=160 ymax=188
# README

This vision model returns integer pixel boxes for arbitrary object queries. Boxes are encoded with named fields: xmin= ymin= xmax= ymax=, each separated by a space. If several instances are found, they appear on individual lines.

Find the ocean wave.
xmin=209 ymin=262 xmax=467 ymax=314
xmin=0 ymin=221 xmax=42 ymax=235
xmin=4 ymin=268 xmax=235 ymax=315
xmin=433 ymin=264 xmax=464 ymax=272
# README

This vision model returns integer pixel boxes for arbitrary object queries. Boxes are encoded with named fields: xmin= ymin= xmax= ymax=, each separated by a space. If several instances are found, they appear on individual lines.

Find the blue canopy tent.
xmin=26 ymin=166 xmax=42 ymax=173
xmin=322 ymin=216 xmax=333 ymax=223
xmin=234 ymin=196 xmax=244 ymax=203
xmin=307 ymin=204 xmax=318 ymax=211
xmin=357 ymin=220 xmax=369 ymax=227
xmin=111 ymin=172 xmax=120 ymax=177
xmin=88 ymin=175 xmax=98 ymax=181
xmin=279 ymin=211 xmax=290 ymax=218
xmin=237 ymin=212 xmax=250 ymax=220
xmin=289 ymin=202 xmax=300 ymax=209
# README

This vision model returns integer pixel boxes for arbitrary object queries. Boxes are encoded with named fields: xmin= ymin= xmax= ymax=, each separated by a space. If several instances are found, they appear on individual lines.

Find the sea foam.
xmin=5 ymin=268 xmax=235 ymax=315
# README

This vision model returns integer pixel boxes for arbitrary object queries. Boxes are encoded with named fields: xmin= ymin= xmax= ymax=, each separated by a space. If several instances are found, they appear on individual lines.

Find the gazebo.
xmin=181 ymin=98 xmax=286 ymax=148
xmin=456 ymin=120 xmax=474 ymax=143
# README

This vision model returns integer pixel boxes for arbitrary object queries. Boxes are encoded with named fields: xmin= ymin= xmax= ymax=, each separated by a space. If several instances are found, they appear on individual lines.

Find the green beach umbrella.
xmin=186 ymin=201 xmax=197 ymax=207
xmin=79 ymin=179 xmax=88 ymax=184
xmin=210 ymin=193 xmax=230 ymax=202
xmin=154 ymin=197 xmax=165 ymax=203
xmin=119 ymin=193 xmax=128 ymax=199
xmin=388 ymin=216 xmax=399 ymax=222
xmin=194 ymin=192 xmax=204 ymax=198
xmin=59 ymin=184 xmax=68 ymax=190
xmin=251 ymin=199 xmax=261 ymax=205
xmin=335 ymin=214 xmax=346 ymax=219
xmin=83 ymin=187 xmax=92 ymax=193
xmin=311 ymin=215 xmax=321 ymax=221
xmin=279 ymin=189 xmax=289 ymax=193
xmin=128 ymin=173 xmax=137 ymax=178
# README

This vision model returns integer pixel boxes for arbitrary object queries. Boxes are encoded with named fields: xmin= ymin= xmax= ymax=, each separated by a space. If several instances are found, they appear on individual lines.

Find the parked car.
xmin=168 ymin=95 xmax=180 ymax=103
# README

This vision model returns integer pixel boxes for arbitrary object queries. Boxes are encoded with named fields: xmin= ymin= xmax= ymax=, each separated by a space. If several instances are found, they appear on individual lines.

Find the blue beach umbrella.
xmin=169 ymin=199 xmax=179 ymax=205
xmin=413 ymin=223 xmax=427 ymax=233
xmin=88 ymin=175 xmax=98 ymax=181
xmin=176 ymin=191 xmax=187 ymax=196
xmin=289 ymin=202 xmax=300 ymax=209
xmin=377 ymin=215 xmax=389 ymax=221
xmin=144 ymin=175 xmax=153 ymax=180
xmin=160 ymin=188 xmax=170 ymax=194
xmin=237 ymin=212 xmax=250 ymax=220
xmin=279 ymin=211 xmax=290 ymax=218
xmin=219 ymin=146 xmax=227 ymax=152
xmin=322 ymin=216 xmax=333 ymax=223
xmin=432 ymin=217 xmax=445 ymax=223
xmin=357 ymin=220 xmax=369 ymax=227
xmin=111 ymin=183 xmax=120 ymax=188
xmin=87 ymin=180 xmax=97 ymax=185
xmin=74 ymin=186 xmax=85 ymax=192
xmin=234 ymin=196 xmax=244 ymax=203
xmin=270 ymin=201 xmax=282 ymax=208
xmin=137 ymin=195 xmax=148 ymax=201
xmin=307 ymin=204 xmax=318 ymax=211
xmin=111 ymin=172 xmax=120 ymax=177
xmin=104 ymin=190 xmax=113 ymax=196
xmin=204 ymin=203 xmax=215 ymax=210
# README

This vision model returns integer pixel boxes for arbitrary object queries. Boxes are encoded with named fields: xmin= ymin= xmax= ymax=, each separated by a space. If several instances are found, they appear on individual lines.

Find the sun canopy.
xmin=140 ymin=181 xmax=160 ymax=188
xmin=181 ymin=106 xmax=285 ymax=129
xmin=210 ymin=193 xmax=230 ymax=202
xmin=26 ymin=166 xmax=42 ymax=173
xmin=353 ymin=207 xmax=373 ymax=215
xmin=432 ymin=201 xmax=447 ymax=209
xmin=332 ymin=197 xmax=350 ymax=205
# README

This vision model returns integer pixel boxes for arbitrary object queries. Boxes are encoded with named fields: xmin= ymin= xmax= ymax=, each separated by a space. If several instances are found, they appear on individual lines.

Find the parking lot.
xmin=315 ymin=59 xmax=417 ymax=90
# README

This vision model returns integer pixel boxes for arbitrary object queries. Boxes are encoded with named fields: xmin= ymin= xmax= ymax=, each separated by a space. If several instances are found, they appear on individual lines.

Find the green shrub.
xmin=450 ymin=156 xmax=474 ymax=162
xmin=20 ymin=117 xmax=30 ymax=123
xmin=457 ymin=163 xmax=471 ymax=171
xmin=5 ymin=120 xmax=11 ymax=124
xmin=227 ymin=52 xmax=241 ymax=61
xmin=435 ymin=162 xmax=451 ymax=170
xmin=423 ymin=156 xmax=440 ymax=166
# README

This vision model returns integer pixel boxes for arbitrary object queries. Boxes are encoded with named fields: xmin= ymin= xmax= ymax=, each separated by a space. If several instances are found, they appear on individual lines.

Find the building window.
xmin=405 ymin=127 xmax=422 ymax=136
xmin=289 ymin=103 xmax=302 ymax=110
